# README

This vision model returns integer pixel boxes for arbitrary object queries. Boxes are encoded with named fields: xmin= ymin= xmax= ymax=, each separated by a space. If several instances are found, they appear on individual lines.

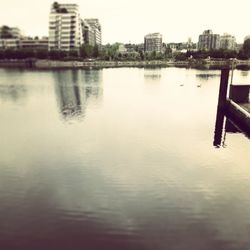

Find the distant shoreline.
xmin=0 ymin=59 xmax=250 ymax=70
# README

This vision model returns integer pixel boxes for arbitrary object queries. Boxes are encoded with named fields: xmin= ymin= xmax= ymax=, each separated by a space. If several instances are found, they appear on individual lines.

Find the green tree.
xmin=80 ymin=44 xmax=94 ymax=59
xmin=174 ymin=53 xmax=187 ymax=61
xmin=36 ymin=49 xmax=49 ymax=59
xmin=53 ymin=2 xmax=59 ymax=9
xmin=164 ymin=47 xmax=172 ymax=59
xmin=242 ymin=39 xmax=250 ymax=59
xmin=93 ymin=45 xmax=99 ymax=58
xmin=49 ymin=50 xmax=67 ymax=60
xmin=139 ymin=50 xmax=144 ymax=60
xmin=68 ymin=50 xmax=78 ymax=58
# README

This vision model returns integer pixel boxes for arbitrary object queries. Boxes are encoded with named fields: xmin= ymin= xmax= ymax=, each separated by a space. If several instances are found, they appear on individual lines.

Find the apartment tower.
xmin=198 ymin=30 xmax=220 ymax=50
xmin=220 ymin=33 xmax=236 ymax=50
xmin=81 ymin=20 xmax=95 ymax=46
xmin=84 ymin=19 xmax=102 ymax=45
xmin=49 ymin=2 xmax=83 ymax=51
xmin=144 ymin=33 xmax=163 ymax=53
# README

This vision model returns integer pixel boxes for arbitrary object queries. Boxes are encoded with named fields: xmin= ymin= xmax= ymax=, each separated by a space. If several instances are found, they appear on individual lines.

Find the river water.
xmin=0 ymin=67 xmax=250 ymax=250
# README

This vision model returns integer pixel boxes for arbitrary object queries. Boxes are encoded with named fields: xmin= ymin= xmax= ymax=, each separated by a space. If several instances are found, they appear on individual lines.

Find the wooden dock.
xmin=226 ymin=100 xmax=250 ymax=134
xmin=240 ymin=103 xmax=250 ymax=113
xmin=214 ymin=69 xmax=250 ymax=147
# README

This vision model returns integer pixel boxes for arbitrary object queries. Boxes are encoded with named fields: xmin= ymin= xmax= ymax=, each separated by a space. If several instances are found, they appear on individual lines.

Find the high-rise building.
xmin=81 ymin=20 xmax=95 ymax=46
xmin=144 ymin=33 xmax=162 ymax=53
xmin=49 ymin=2 xmax=83 ymax=51
xmin=84 ymin=19 xmax=102 ymax=45
xmin=220 ymin=33 xmax=236 ymax=50
xmin=198 ymin=30 xmax=220 ymax=50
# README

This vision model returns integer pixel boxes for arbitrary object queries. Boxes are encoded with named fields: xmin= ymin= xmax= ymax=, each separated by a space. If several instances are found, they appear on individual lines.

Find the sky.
xmin=0 ymin=0 xmax=249 ymax=44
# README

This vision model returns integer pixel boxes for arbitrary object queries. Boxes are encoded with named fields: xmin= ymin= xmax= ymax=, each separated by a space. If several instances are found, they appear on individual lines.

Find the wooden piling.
xmin=217 ymin=69 xmax=230 ymax=109
xmin=213 ymin=69 xmax=230 ymax=147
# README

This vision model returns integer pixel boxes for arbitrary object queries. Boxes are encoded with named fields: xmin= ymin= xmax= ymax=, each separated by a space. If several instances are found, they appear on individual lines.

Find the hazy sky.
xmin=1 ymin=0 xmax=249 ymax=44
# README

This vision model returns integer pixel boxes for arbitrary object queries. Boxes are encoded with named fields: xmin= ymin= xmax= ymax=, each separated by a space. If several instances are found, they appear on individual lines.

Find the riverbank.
xmin=0 ymin=59 xmax=250 ymax=69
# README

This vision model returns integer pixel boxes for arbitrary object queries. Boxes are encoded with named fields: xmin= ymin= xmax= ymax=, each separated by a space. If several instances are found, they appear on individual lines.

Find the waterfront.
xmin=0 ymin=67 xmax=250 ymax=250
xmin=1 ymin=59 xmax=250 ymax=69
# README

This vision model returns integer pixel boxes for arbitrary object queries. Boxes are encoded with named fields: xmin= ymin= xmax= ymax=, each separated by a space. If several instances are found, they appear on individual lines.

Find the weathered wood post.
xmin=217 ymin=68 xmax=230 ymax=109
xmin=213 ymin=68 xmax=230 ymax=147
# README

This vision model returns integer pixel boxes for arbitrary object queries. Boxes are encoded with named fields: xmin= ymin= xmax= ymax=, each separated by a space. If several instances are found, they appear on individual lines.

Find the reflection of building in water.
xmin=196 ymin=73 xmax=219 ymax=81
xmin=240 ymin=70 xmax=249 ymax=77
xmin=144 ymin=68 xmax=161 ymax=80
xmin=0 ymin=84 xmax=27 ymax=103
xmin=83 ymin=70 xmax=103 ymax=98
xmin=54 ymin=70 xmax=103 ymax=120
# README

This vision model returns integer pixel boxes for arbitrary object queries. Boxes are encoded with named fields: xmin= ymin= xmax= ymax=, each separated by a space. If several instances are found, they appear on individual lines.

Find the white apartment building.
xmin=84 ymin=19 xmax=102 ymax=45
xmin=144 ymin=33 xmax=163 ymax=53
xmin=19 ymin=37 xmax=49 ymax=49
xmin=49 ymin=2 xmax=83 ymax=51
xmin=0 ymin=26 xmax=22 ymax=39
xmin=81 ymin=20 xmax=95 ymax=46
xmin=198 ymin=30 xmax=220 ymax=50
xmin=220 ymin=33 xmax=236 ymax=50
xmin=0 ymin=39 xmax=20 ymax=49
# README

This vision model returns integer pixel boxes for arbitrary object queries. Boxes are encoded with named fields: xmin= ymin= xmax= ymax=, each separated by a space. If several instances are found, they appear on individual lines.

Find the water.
xmin=0 ymin=67 xmax=249 ymax=250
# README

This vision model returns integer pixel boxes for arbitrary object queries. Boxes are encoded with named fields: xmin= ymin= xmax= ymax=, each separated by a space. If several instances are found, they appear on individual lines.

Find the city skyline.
xmin=0 ymin=0 xmax=249 ymax=44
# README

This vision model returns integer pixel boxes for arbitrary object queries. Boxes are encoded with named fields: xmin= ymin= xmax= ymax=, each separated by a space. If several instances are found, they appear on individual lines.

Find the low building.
xmin=124 ymin=44 xmax=136 ymax=53
xmin=0 ymin=39 xmax=20 ymax=49
xmin=168 ymin=43 xmax=186 ymax=51
xmin=117 ymin=44 xmax=127 ymax=54
xmin=19 ymin=37 xmax=49 ymax=49
xmin=144 ymin=33 xmax=162 ymax=53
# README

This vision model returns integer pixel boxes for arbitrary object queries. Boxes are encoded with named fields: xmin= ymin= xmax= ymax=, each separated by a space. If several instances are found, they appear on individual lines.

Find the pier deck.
xmin=240 ymin=103 xmax=250 ymax=113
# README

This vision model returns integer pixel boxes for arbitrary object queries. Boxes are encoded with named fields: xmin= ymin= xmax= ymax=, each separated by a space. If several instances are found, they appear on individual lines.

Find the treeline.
xmin=176 ymin=39 xmax=250 ymax=61
xmin=186 ymin=49 xmax=238 ymax=59
xmin=0 ymin=43 xmax=172 ymax=61
xmin=0 ymin=49 xmax=50 ymax=59
xmin=1 ymin=39 xmax=250 ymax=61
xmin=0 ymin=44 xmax=100 ymax=60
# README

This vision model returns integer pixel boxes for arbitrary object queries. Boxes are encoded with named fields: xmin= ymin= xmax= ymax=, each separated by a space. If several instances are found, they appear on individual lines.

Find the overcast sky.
xmin=1 ymin=0 xmax=249 ymax=44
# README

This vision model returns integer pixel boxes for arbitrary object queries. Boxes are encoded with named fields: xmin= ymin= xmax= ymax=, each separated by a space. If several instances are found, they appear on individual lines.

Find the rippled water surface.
xmin=0 ymin=67 xmax=250 ymax=250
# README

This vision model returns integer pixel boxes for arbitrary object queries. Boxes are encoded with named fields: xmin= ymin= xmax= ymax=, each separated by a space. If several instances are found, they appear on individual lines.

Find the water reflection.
xmin=0 ymin=69 xmax=28 ymax=103
xmin=1 ymin=68 xmax=250 ymax=250
xmin=240 ymin=70 xmax=249 ymax=77
xmin=54 ymin=70 xmax=103 ymax=121
xmin=196 ymin=73 xmax=220 ymax=81
xmin=213 ymin=108 xmax=226 ymax=148
xmin=144 ymin=68 xmax=161 ymax=80
xmin=236 ymin=65 xmax=250 ymax=71
xmin=0 ymin=84 xmax=27 ymax=103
